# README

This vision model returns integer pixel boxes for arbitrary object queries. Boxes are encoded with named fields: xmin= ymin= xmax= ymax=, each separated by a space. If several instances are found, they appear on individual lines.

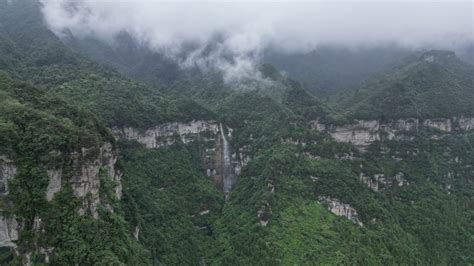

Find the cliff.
xmin=113 ymin=120 xmax=246 ymax=196
xmin=312 ymin=117 xmax=474 ymax=149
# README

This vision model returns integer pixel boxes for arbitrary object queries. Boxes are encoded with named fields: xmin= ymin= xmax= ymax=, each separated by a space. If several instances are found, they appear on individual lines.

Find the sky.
xmin=39 ymin=0 xmax=473 ymax=83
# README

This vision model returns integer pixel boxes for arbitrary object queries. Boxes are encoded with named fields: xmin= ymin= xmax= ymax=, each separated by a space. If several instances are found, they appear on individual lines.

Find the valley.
xmin=0 ymin=0 xmax=473 ymax=265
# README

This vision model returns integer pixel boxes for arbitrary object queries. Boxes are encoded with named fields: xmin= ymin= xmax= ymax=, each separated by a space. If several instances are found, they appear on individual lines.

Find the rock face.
xmin=0 ymin=213 xmax=18 ymax=248
xmin=114 ymin=120 xmax=245 ymax=196
xmin=0 ymin=157 xmax=18 ymax=248
xmin=113 ymin=120 xmax=220 ymax=149
xmin=43 ymin=143 xmax=122 ymax=219
xmin=318 ymin=196 xmax=363 ymax=226
xmin=46 ymin=169 xmax=62 ymax=201
xmin=359 ymin=172 xmax=407 ymax=192
xmin=312 ymin=117 xmax=474 ymax=149
xmin=69 ymin=143 xmax=122 ymax=218
xmin=0 ymin=156 xmax=17 ymax=195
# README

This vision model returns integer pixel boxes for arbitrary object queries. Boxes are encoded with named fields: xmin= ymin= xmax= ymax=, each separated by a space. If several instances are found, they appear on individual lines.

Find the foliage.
xmin=119 ymin=141 xmax=223 ymax=264
xmin=344 ymin=50 xmax=474 ymax=119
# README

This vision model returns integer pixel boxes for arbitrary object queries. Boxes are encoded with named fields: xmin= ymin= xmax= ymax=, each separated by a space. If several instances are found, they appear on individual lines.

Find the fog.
xmin=40 ymin=0 xmax=473 ymax=82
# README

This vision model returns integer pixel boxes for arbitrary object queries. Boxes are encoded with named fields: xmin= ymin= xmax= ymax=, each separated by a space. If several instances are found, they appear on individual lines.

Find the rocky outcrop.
xmin=0 ymin=214 xmax=18 ymax=247
xmin=311 ymin=117 xmax=474 ymax=149
xmin=114 ymin=121 xmax=246 ymax=196
xmin=0 ymin=157 xmax=19 ymax=248
xmin=0 ymin=156 xmax=17 ymax=195
xmin=359 ymin=172 xmax=407 ymax=192
xmin=318 ymin=196 xmax=363 ymax=226
xmin=458 ymin=117 xmax=474 ymax=130
xmin=46 ymin=169 xmax=62 ymax=201
xmin=69 ymin=143 xmax=122 ymax=218
xmin=43 ymin=143 xmax=122 ymax=218
xmin=257 ymin=201 xmax=272 ymax=226
xmin=113 ymin=120 xmax=220 ymax=149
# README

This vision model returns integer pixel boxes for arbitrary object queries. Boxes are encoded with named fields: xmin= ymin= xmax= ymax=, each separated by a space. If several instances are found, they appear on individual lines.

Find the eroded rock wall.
xmin=68 ymin=143 xmax=122 ymax=218
xmin=318 ymin=196 xmax=363 ymax=226
xmin=312 ymin=117 xmax=474 ymax=149
xmin=113 ymin=120 xmax=220 ymax=148
xmin=114 ymin=121 xmax=246 ymax=195
xmin=0 ymin=157 xmax=18 ymax=248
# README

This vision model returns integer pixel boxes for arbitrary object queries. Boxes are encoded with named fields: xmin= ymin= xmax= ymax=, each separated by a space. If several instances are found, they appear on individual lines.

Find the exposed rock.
xmin=359 ymin=172 xmax=407 ymax=191
xmin=70 ymin=143 xmax=122 ymax=218
xmin=24 ymin=252 xmax=31 ymax=266
xmin=257 ymin=201 xmax=272 ymax=226
xmin=359 ymin=173 xmax=382 ymax=192
xmin=282 ymin=138 xmax=307 ymax=147
xmin=199 ymin=209 xmax=210 ymax=215
xmin=0 ymin=156 xmax=17 ymax=195
xmin=458 ymin=117 xmax=474 ymax=130
xmin=0 ymin=157 xmax=19 ymax=248
xmin=39 ymin=247 xmax=54 ymax=263
xmin=0 ymin=213 xmax=18 ymax=247
xmin=101 ymin=143 xmax=123 ymax=200
xmin=312 ymin=120 xmax=381 ymax=147
xmin=114 ymin=121 xmax=249 ymax=197
xmin=394 ymin=172 xmax=408 ymax=187
xmin=32 ymin=215 xmax=42 ymax=232
xmin=311 ymin=117 xmax=474 ymax=149
xmin=318 ymin=196 xmax=363 ymax=226
xmin=113 ymin=120 xmax=220 ymax=149
xmin=46 ymin=169 xmax=62 ymax=201
xmin=133 ymin=226 xmax=140 ymax=241
xmin=423 ymin=118 xmax=452 ymax=132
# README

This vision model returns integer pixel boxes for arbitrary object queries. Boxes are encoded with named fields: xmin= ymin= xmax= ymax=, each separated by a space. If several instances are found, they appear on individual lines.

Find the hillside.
xmin=0 ymin=0 xmax=473 ymax=265
xmin=0 ymin=0 xmax=213 ymax=129
xmin=345 ymin=50 xmax=474 ymax=120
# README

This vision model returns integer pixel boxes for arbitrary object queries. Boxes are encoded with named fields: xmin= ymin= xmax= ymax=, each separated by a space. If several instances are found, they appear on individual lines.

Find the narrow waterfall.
xmin=220 ymin=123 xmax=235 ymax=200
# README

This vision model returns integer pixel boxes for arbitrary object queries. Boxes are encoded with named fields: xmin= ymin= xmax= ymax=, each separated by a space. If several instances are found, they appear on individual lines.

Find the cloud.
xmin=40 ymin=0 xmax=474 ymax=83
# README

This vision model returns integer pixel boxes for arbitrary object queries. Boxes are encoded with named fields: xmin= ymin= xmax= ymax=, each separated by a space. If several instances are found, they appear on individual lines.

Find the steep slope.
xmin=0 ymin=1 xmax=473 ymax=265
xmin=0 ymin=0 xmax=214 ymax=129
xmin=345 ymin=50 xmax=474 ymax=120
xmin=0 ymin=73 xmax=150 ymax=264
xmin=0 ymin=1 xmax=219 ymax=264
xmin=264 ymin=45 xmax=410 ymax=97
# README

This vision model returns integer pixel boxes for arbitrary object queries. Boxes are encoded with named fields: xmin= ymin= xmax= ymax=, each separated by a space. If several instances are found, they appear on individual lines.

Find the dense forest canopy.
xmin=0 ymin=0 xmax=473 ymax=265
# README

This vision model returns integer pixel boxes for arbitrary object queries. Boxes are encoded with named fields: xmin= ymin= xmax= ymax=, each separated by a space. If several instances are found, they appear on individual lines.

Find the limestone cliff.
xmin=113 ymin=120 xmax=220 ymax=148
xmin=318 ymin=196 xmax=363 ymax=226
xmin=113 ymin=120 xmax=245 ymax=196
xmin=0 ymin=156 xmax=19 ymax=248
xmin=70 ymin=143 xmax=122 ymax=218
xmin=312 ymin=117 xmax=474 ymax=149
xmin=0 ymin=141 xmax=122 ymax=255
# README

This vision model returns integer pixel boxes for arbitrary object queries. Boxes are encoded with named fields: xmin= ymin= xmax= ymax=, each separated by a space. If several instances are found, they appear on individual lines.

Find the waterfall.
xmin=220 ymin=123 xmax=235 ymax=200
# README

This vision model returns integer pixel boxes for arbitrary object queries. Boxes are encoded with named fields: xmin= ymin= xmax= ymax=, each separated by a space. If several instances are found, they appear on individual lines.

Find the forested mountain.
xmin=0 ymin=0 xmax=473 ymax=265
xmin=344 ymin=50 xmax=474 ymax=119
xmin=264 ymin=46 xmax=411 ymax=97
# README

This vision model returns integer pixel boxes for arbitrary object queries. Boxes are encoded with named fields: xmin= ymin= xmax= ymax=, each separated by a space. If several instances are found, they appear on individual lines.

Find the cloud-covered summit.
xmin=40 ymin=0 xmax=473 ymax=83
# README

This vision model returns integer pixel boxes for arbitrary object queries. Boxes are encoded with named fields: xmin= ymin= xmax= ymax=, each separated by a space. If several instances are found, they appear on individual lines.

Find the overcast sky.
xmin=40 ymin=0 xmax=473 ymax=82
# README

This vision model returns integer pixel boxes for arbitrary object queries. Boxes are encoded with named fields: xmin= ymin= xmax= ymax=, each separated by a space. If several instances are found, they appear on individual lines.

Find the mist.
xmin=40 ymin=0 xmax=473 ymax=83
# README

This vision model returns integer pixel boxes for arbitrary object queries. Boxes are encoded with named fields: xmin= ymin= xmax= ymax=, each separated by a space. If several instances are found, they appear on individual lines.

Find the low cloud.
xmin=40 ymin=0 xmax=474 ymax=83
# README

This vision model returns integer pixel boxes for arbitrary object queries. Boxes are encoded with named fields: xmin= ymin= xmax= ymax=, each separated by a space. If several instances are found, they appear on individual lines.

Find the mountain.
xmin=0 ymin=0 xmax=473 ymax=265
xmin=0 ymin=72 xmax=152 ymax=264
xmin=264 ymin=45 xmax=411 ymax=97
xmin=345 ymin=50 xmax=474 ymax=120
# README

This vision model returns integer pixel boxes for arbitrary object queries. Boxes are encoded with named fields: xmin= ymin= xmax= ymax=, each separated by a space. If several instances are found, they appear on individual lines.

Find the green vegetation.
xmin=0 ymin=1 xmax=473 ymax=264
xmin=0 ymin=73 xmax=149 ymax=264
xmin=119 ymin=141 xmax=223 ymax=264
xmin=344 ymin=50 xmax=474 ymax=119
